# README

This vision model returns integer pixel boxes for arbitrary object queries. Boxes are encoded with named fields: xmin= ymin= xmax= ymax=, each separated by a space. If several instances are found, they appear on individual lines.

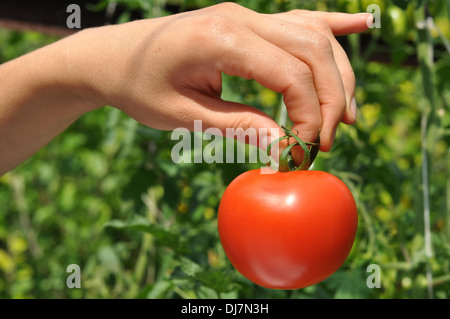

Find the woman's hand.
xmin=0 ymin=3 xmax=371 ymax=174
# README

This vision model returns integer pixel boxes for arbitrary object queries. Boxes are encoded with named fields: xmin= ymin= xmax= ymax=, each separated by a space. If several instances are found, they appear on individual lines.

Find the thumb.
xmin=189 ymin=96 xmax=286 ymax=164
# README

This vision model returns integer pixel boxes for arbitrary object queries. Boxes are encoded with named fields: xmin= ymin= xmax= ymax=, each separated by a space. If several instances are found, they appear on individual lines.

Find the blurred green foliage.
xmin=0 ymin=0 xmax=449 ymax=299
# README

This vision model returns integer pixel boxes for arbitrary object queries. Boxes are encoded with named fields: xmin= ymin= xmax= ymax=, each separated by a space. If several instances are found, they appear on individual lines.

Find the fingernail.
xmin=350 ymin=97 xmax=357 ymax=121
xmin=366 ymin=14 xmax=375 ymax=28
xmin=354 ymin=12 xmax=374 ymax=28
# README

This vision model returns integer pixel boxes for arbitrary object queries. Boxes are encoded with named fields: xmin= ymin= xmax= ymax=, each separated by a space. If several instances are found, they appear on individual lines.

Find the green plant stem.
xmin=447 ymin=148 xmax=450 ymax=240
xmin=267 ymin=127 xmax=320 ymax=172
xmin=415 ymin=3 xmax=435 ymax=300
xmin=276 ymin=98 xmax=288 ymax=128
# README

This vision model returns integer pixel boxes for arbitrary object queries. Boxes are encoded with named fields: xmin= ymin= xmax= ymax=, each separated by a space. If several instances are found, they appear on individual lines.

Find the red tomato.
xmin=218 ymin=167 xmax=358 ymax=289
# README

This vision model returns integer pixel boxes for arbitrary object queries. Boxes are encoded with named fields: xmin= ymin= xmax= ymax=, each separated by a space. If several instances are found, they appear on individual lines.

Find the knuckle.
xmin=309 ymin=17 xmax=331 ymax=33
xmin=195 ymin=14 xmax=238 ymax=45
xmin=205 ymin=14 xmax=234 ymax=31
xmin=215 ymin=2 xmax=245 ymax=13
xmin=280 ymin=60 xmax=313 ymax=96
xmin=288 ymin=9 xmax=308 ymax=16
xmin=290 ymin=60 xmax=313 ymax=80
xmin=309 ymin=32 xmax=332 ymax=53
xmin=231 ymin=114 xmax=252 ymax=131
xmin=287 ymin=10 xmax=332 ymax=33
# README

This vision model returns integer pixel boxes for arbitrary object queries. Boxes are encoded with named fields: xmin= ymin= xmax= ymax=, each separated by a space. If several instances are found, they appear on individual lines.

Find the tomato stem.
xmin=267 ymin=127 xmax=320 ymax=172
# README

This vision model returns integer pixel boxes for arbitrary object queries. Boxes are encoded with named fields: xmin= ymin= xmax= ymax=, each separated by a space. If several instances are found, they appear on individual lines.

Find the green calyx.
xmin=266 ymin=126 xmax=321 ymax=172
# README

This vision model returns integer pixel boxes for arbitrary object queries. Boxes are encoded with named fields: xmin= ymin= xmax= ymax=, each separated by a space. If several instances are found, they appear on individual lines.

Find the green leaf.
xmin=105 ymin=216 xmax=188 ymax=254
xmin=194 ymin=269 xmax=240 ymax=293
xmin=170 ymin=257 xmax=240 ymax=294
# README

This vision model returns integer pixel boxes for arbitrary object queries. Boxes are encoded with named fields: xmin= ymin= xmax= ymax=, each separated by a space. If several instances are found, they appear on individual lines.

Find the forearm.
xmin=0 ymin=38 xmax=99 ymax=176
xmin=0 ymin=20 xmax=163 ymax=176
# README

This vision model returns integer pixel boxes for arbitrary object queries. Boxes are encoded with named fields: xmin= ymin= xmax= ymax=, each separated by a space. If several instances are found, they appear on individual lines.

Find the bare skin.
xmin=0 ymin=3 xmax=371 ymax=176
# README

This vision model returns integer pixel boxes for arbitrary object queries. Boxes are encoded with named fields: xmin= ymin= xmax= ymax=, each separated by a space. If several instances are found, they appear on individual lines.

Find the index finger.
xmin=285 ymin=11 xmax=372 ymax=35
xmin=272 ymin=10 xmax=371 ymax=150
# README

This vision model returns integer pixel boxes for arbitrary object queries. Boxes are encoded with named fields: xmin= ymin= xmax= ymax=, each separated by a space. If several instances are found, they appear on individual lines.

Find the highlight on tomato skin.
xmin=217 ymin=168 xmax=358 ymax=290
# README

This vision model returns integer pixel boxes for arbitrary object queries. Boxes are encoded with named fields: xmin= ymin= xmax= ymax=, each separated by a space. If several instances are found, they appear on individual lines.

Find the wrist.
xmin=0 ymin=40 xmax=102 ymax=174
xmin=57 ymin=19 xmax=166 ymax=112
xmin=45 ymin=31 xmax=105 ymax=114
